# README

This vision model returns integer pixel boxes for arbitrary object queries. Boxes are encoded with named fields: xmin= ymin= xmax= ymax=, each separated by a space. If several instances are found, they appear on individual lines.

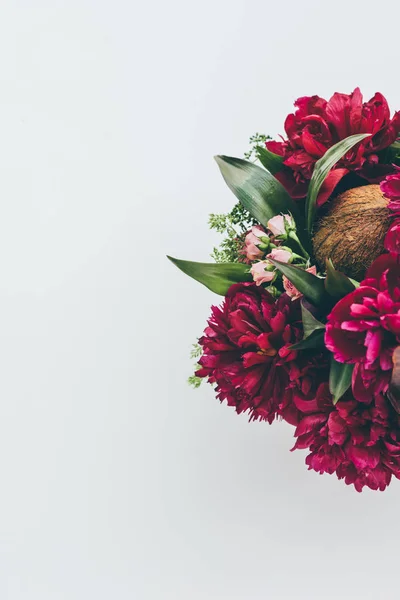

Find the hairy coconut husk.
xmin=312 ymin=184 xmax=390 ymax=280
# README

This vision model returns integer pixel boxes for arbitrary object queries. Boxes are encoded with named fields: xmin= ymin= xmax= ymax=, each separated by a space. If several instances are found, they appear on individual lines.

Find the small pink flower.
xmin=267 ymin=248 xmax=292 ymax=263
xmin=250 ymin=261 xmax=275 ymax=286
xmin=283 ymin=266 xmax=317 ymax=300
xmin=244 ymin=226 xmax=266 ymax=261
xmin=267 ymin=214 xmax=294 ymax=236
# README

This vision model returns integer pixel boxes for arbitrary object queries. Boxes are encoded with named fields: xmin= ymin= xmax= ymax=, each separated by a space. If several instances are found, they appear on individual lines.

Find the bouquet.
xmin=168 ymin=88 xmax=400 ymax=492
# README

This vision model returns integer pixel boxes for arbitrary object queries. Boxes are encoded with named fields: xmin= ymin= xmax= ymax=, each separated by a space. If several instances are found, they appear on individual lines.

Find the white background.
xmin=0 ymin=0 xmax=398 ymax=598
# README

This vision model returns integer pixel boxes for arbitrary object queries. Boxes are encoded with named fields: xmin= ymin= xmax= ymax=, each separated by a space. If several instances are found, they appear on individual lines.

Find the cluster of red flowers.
xmin=197 ymin=254 xmax=400 ymax=492
xmin=172 ymin=88 xmax=400 ymax=491
xmin=196 ymin=284 xmax=327 ymax=424
xmin=267 ymin=88 xmax=400 ymax=205
xmin=180 ymin=88 xmax=400 ymax=492
xmin=299 ymin=253 xmax=400 ymax=492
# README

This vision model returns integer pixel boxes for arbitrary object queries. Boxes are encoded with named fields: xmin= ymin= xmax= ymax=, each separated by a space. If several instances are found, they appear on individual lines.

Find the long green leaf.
xmin=289 ymin=301 xmax=325 ymax=350
xmin=324 ymin=259 xmax=356 ymax=299
xmin=290 ymin=329 xmax=325 ymax=351
xmin=214 ymin=155 xmax=309 ymax=249
xmin=305 ymin=133 xmax=371 ymax=232
xmin=301 ymin=301 xmax=325 ymax=338
xmin=256 ymin=146 xmax=284 ymax=175
xmin=380 ymin=140 xmax=400 ymax=165
xmin=167 ymin=256 xmax=252 ymax=295
xmin=268 ymin=259 xmax=325 ymax=306
xmin=329 ymin=357 xmax=354 ymax=404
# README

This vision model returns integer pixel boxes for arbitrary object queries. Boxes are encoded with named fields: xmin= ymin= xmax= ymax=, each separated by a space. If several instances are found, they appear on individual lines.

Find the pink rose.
xmin=267 ymin=214 xmax=293 ymax=237
xmin=250 ymin=261 xmax=275 ymax=286
xmin=244 ymin=226 xmax=267 ymax=261
xmin=283 ymin=265 xmax=317 ymax=300
xmin=267 ymin=248 xmax=292 ymax=263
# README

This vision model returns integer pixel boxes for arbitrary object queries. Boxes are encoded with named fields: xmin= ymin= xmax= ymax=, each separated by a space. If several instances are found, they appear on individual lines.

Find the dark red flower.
xmin=267 ymin=88 xmax=400 ymax=205
xmin=325 ymin=253 xmax=400 ymax=402
xmin=196 ymin=283 xmax=323 ymax=423
xmin=292 ymin=384 xmax=400 ymax=492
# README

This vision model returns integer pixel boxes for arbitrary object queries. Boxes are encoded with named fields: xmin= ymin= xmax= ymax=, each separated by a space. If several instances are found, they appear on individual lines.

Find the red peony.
xmin=196 ymin=283 xmax=324 ymax=423
xmin=325 ymin=253 xmax=400 ymax=402
xmin=291 ymin=384 xmax=400 ymax=492
xmin=267 ymin=88 xmax=400 ymax=205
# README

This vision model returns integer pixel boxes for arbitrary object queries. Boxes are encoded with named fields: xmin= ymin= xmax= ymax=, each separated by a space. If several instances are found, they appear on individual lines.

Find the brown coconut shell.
xmin=312 ymin=184 xmax=390 ymax=280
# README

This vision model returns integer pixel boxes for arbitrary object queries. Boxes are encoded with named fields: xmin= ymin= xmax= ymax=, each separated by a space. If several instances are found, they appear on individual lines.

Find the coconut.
xmin=312 ymin=184 xmax=390 ymax=280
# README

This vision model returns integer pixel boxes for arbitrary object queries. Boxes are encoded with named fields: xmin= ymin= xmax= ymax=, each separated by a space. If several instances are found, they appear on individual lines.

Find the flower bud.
xmin=267 ymin=247 xmax=292 ymax=263
xmin=244 ymin=226 xmax=268 ymax=261
xmin=250 ymin=261 xmax=276 ymax=286
xmin=267 ymin=214 xmax=295 ymax=239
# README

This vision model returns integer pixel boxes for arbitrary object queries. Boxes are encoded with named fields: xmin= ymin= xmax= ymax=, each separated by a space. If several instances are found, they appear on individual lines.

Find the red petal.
xmin=316 ymin=169 xmax=349 ymax=206
xmin=295 ymin=414 xmax=327 ymax=437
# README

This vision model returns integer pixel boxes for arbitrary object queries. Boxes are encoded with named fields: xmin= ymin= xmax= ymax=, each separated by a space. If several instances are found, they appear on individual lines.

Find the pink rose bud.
xmin=267 ymin=214 xmax=294 ymax=237
xmin=244 ymin=226 xmax=267 ymax=261
xmin=283 ymin=266 xmax=317 ymax=300
xmin=250 ymin=261 xmax=275 ymax=286
xmin=267 ymin=248 xmax=292 ymax=263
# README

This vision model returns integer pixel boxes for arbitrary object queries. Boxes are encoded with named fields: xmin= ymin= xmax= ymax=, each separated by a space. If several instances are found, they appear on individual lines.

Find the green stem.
xmin=288 ymin=231 xmax=310 ymax=260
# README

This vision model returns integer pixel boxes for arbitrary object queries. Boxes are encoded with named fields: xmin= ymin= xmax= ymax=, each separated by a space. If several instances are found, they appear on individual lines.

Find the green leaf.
xmin=301 ymin=301 xmax=325 ymax=338
xmin=289 ymin=301 xmax=325 ymax=350
xmin=167 ymin=256 xmax=252 ymax=295
xmin=305 ymin=133 xmax=371 ymax=232
xmin=380 ymin=140 xmax=400 ymax=165
xmin=256 ymin=146 xmax=284 ymax=175
xmin=268 ymin=259 xmax=325 ymax=306
xmin=348 ymin=277 xmax=360 ymax=289
xmin=324 ymin=259 xmax=356 ymax=299
xmin=329 ymin=357 xmax=354 ymax=404
xmin=214 ymin=155 xmax=309 ymax=249
xmin=290 ymin=329 xmax=325 ymax=350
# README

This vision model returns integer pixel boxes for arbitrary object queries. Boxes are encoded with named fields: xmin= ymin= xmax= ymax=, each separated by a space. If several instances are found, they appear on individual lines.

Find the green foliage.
xmin=209 ymin=203 xmax=256 ymax=263
xmin=324 ymin=259 xmax=356 ymax=299
xmin=329 ymin=358 xmax=354 ymax=404
xmin=300 ymin=301 xmax=325 ymax=338
xmin=188 ymin=373 xmax=203 ymax=388
xmin=305 ymin=133 xmax=371 ymax=232
xmin=167 ymin=257 xmax=252 ymax=295
xmin=380 ymin=140 xmax=400 ymax=166
xmin=290 ymin=301 xmax=325 ymax=350
xmin=188 ymin=344 xmax=203 ymax=389
xmin=190 ymin=343 xmax=202 ymax=359
xmin=244 ymin=133 xmax=271 ymax=160
xmin=214 ymin=156 xmax=307 ymax=250
xmin=256 ymin=146 xmax=284 ymax=174
xmin=268 ymin=259 xmax=326 ymax=306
